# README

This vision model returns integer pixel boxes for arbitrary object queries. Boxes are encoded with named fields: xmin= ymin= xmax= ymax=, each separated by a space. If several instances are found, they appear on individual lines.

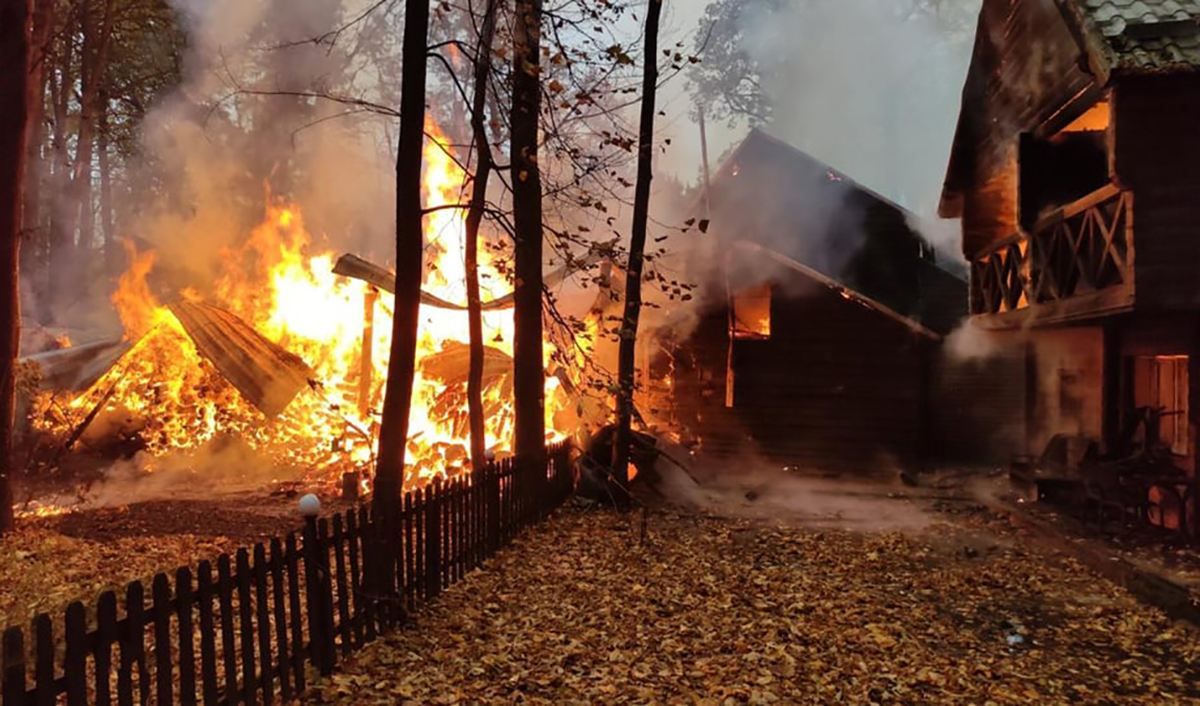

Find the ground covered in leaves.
xmin=312 ymin=506 xmax=1200 ymax=705
xmin=0 ymin=497 xmax=311 ymax=626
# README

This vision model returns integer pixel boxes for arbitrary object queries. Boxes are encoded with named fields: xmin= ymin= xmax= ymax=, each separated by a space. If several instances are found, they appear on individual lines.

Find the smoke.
xmin=126 ymin=0 xmax=397 ymax=298
xmin=945 ymin=318 xmax=1008 ymax=362
xmin=82 ymin=438 xmax=297 ymax=508
xmin=662 ymin=0 xmax=978 ymax=257
xmin=652 ymin=445 xmax=931 ymax=533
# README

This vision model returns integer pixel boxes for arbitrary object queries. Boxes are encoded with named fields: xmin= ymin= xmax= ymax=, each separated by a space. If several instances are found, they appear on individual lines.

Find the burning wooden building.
xmin=655 ymin=130 xmax=970 ymax=472
xmin=940 ymin=0 xmax=1200 ymax=530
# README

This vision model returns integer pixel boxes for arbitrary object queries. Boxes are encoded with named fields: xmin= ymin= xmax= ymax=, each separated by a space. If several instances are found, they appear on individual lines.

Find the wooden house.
xmin=656 ymin=130 xmax=969 ymax=472
xmin=940 ymin=0 xmax=1200 ymax=528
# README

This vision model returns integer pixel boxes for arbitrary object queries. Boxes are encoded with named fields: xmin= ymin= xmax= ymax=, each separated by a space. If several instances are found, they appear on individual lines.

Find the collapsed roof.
xmin=168 ymin=301 xmax=314 ymax=418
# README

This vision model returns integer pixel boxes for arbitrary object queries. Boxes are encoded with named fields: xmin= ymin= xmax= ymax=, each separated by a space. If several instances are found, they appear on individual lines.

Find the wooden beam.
xmin=971 ymin=282 xmax=1135 ymax=330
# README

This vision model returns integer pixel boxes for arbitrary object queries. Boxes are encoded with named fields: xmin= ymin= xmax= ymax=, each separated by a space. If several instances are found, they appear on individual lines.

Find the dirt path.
xmin=307 ymin=505 xmax=1200 ymax=705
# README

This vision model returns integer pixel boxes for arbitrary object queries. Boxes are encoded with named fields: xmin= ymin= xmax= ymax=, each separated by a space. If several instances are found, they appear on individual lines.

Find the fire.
xmin=33 ymin=120 xmax=579 ymax=489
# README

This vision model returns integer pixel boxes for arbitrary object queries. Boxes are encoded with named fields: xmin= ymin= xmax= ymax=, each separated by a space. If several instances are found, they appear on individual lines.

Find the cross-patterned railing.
xmin=970 ymin=185 xmax=1133 ymax=317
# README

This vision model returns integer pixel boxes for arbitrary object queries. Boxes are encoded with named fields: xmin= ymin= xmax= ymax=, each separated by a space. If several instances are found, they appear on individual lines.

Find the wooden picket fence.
xmin=1 ymin=443 xmax=575 ymax=705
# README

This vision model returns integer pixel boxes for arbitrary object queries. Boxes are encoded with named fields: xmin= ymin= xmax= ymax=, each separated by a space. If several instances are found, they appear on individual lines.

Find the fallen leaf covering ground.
xmin=311 ymin=506 xmax=1200 ymax=705
xmin=0 ymin=498 xmax=303 ymax=626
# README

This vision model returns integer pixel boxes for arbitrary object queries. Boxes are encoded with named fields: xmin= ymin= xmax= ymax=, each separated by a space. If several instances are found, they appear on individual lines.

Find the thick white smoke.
xmin=130 ymin=0 xmax=399 ymax=293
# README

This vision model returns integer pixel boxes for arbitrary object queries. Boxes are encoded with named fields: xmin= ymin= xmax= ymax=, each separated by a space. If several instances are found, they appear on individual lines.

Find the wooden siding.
xmin=947 ymin=0 xmax=1100 ymax=257
xmin=672 ymin=279 xmax=929 ymax=471
xmin=930 ymin=340 xmax=1029 ymax=463
xmin=1113 ymin=75 xmax=1200 ymax=310
xmin=1027 ymin=326 xmax=1106 ymax=455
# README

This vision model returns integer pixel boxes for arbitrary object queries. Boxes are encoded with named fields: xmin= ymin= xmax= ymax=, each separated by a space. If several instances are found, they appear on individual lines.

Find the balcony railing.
xmin=970 ymin=184 xmax=1133 ymax=319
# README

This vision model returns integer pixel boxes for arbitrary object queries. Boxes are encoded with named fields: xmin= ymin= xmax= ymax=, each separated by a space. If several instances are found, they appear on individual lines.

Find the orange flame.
xmin=34 ymin=120 xmax=578 ymax=489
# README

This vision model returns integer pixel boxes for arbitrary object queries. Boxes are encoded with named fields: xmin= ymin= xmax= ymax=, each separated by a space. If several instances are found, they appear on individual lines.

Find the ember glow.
xmin=32 ymin=121 xmax=579 ymax=488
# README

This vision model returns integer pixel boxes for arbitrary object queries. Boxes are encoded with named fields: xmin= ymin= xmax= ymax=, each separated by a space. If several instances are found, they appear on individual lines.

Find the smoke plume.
xmin=128 ymin=0 xmax=398 ymax=299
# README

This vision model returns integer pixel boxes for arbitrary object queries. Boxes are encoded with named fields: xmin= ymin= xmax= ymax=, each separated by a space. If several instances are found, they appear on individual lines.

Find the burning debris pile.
xmin=25 ymin=124 xmax=592 ymax=489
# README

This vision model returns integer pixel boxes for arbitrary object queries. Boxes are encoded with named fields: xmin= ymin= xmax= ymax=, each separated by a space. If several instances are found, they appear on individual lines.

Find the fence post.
xmin=2 ymin=627 xmax=25 ymax=706
xmin=302 ymin=517 xmax=335 ymax=676
xmin=425 ymin=481 xmax=442 ymax=600
xmin=487 ymin=463 xmax=501 ymax=553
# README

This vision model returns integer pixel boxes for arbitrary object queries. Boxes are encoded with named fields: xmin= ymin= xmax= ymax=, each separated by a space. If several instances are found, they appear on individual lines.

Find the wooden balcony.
xmin=969 ymin=184 xmax=1134 ymax=328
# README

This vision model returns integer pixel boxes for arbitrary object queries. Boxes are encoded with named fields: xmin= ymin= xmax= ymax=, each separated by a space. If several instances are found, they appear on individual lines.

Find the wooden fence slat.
xmin=317 ymin=518 xmax=336 ymax=673
xmin=235 ymin=549 xmax=258 ymax=706
xmin=459 ymin=477 xmax=468 ymax=580
xmin=95 ymin=592 xmax=117 ymax=706
xmin=284 ymin=534 xmax=305 ymax=694
xmin=152 ymin=574 xmax=174 ymax=706
xmin=358 ymin=509 xmax=377 ymax=642
xmin=301 ymin=518 xmax=321 ymax=675
xmin=33 ymin=614 xmax=53 ymax=706
xmin=196 ymin=562 xmax=218 ymax=706
xmin=445 ymin=480 xmax=454 ymax=587
xmin=345 ymin=511 xmax=364 ymax=649
xmin=268 ymin=539 xmax=291 ymax=702
xmin=440 ymin=481 xmax=450 ymax=592
xmin=472 ymin=472 xmax=481 ymax=569
xmin=252 ymin=544 xmax=273 ymax=706
xmin=403 ymin=494 xmax=415 ymax=613
xmin=176 ymin=567 xmax=197 ymax=706
xmin=0 ymin=446 xmax=569 ymax=706
xmin=216 ymin=555 xmax=238 ymax=705
xmin=331 ymin=516 xmax=351 ymax=659
xmin=415 ymin=489 xmax=426 ymax=603
xmin=450 ymin=479 xmax=459 ymax=585
xmin=303 ymin=517 xmax=336 ymax=677
xmin=64 ymin=602 xmax=87 ymax=706
xmin=2 ymin=627 xmax=25 ymax=706
xmin=126 ymin=581 xmax=150 ymax=706
xmin=426 ymin=483 xmax=441 ymax=600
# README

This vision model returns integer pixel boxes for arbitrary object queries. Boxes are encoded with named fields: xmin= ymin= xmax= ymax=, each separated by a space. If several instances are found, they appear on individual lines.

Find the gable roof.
xmin=704 ymin=129 xmax=967 ymax=336
xmin=731 ymin=242 xmax=943 ymax=340
xmin=939 ymin=0 xmax=1200 ymax=218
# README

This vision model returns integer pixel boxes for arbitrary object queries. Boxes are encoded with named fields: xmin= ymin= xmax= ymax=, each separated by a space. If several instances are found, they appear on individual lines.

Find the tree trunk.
xmin=0 ymin=0 xmax=35 ymax=534
xmin=66 ymin=0 xmax=115 ymax=255
xmin=21 ymin=0 xmax=52 ymax=324
xmin=373 ymin=0 xmax=431 ymax=521
xmin=46 ymin=22 xmax=74 ymax=315
xmin=98 ymin=90 xmax=116 ymax=278
xmin=510 ymin=0 xmax=545 ymax=468
xmin=465 ymin=0 xmax=499 ymax=472
xmin=611 ymin=0 xmax=663 ymax=500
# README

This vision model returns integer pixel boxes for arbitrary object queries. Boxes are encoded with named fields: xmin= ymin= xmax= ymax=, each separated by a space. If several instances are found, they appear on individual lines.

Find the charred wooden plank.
xmin=168 ymin=301 xmax=313 ymax=418
xmin=334 ymin=253 xmax=597 ymax=310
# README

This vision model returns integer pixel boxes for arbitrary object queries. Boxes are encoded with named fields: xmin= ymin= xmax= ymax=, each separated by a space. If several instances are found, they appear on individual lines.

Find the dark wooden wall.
xmin=930 ymin=342 xmax=1029 ymax=464
xmin=1113 ymin=75 xmax=1200 ymax=310
xmin=671 ymin=278 xmax=930 ymax=472
xmin=947 ymin=0 xmax=1098 ymax=257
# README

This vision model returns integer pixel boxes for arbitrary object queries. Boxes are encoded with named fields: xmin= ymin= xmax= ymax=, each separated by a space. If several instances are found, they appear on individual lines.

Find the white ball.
xmin=298 ymin=493 xmax=321 ymax=517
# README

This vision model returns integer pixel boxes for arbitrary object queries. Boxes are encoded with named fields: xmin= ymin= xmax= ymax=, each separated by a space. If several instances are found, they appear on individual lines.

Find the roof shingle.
xmin=1079 ymin=0 xmax=1200 ymax=70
